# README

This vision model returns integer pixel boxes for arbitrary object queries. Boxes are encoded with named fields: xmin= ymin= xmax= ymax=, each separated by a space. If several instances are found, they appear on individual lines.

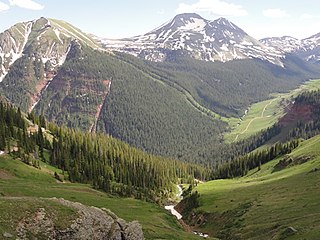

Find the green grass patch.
xmin=0 ymin=155 xmax=197 ymax=240
xmin=0 ymin=197 xmax=78 ymax=238
xmin=192 ymin=135 xmax=320 ymax=239
xmin=49 ymin=18 xmax=99 ymax=49
xmin=225 ymin=79 xmax=320 ymax=143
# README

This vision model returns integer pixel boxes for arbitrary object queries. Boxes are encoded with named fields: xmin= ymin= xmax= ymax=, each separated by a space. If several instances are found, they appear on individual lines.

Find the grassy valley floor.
xmin=188 ymin=135 xmax=320 ymax=239
xmin=225 ymin=79 xmax=320 ymax=143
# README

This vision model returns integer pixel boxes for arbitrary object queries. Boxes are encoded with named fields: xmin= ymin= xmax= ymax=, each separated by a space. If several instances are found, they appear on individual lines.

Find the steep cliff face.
xmin=7 ymin=197 xmax=144 ymax=240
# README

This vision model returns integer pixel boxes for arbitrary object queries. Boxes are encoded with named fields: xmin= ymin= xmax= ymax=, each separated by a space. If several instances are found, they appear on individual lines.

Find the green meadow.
xmin=0 ymin=154 xmax=198 ymax=240
xmin=193 ymin=135 xmax=320 ymax=239
xmin=225 ymin=79 xmax=320 ymax=143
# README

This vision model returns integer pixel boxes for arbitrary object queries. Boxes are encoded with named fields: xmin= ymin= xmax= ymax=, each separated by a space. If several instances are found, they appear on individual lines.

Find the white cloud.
xmin=0 ymin=1 xmax=10 ymax=11
xmin=263 ymin=8 xmax=288 ymax=18
xmin=176 ymin=0 xmax=247 ymax=17
xmin=9 ymin=0 xmax=44 ymax=10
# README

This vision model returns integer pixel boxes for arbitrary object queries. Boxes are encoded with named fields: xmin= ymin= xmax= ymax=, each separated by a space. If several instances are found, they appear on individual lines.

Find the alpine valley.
xmin=1 ymin=13 xmax=320 ymax=240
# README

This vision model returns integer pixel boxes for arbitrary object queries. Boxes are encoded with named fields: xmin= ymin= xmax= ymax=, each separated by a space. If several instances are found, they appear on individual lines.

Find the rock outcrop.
xmin=15 ymin=197 xmax=144 ymax=240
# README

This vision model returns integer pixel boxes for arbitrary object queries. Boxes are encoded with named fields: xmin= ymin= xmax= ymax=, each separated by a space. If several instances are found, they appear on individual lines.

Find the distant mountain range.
xmin=94 ymin=13 xmax=320 ymax=66
xmin=261 ymin=33 xmax=320 ymax=63
xmin=94 ymin=13 xmax=283 ymax=65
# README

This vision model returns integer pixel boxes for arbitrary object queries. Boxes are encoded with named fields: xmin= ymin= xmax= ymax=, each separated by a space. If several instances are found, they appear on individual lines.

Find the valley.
xmin=179 ymin=134 xmax=320 ymax=239
xmin=1 ymin=8 xmax=320 ymax=240
xmin=225 ymin=78 xmax=320 ymax=142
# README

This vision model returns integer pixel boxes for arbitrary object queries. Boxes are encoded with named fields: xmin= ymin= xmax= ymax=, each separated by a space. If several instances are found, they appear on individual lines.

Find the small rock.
xmin=3 ymin=232 xmax=13 ymax=238
xmin=287 ymin=226 xmax=298 ymax=233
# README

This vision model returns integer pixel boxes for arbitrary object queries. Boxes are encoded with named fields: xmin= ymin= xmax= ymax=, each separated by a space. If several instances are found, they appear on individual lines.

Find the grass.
xmin=192 ymin=135 xmax=320 ymax=239
xmin=0 ymin=155 xmax=198 ymax=240
xmin=0 ymin=198 xmax=78 ymax=238
xmin=49 ymin=18 xmax=99 ymax=49
xmin=224 ymin=79 xmax=320 ymax=143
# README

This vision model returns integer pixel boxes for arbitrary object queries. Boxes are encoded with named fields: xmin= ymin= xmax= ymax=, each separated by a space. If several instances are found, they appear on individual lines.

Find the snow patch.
xmin=53 ymin=28 xmax=63 ymax=44
xmin=58 ymin=44 xmax=71 ymax=66
xmin=178 ymin=17 xmax=206 ymax=31
xmin=220 ymin=44 xmax=229 ymax=51
xmin=0 ymin=22 xmax=33 ymax=82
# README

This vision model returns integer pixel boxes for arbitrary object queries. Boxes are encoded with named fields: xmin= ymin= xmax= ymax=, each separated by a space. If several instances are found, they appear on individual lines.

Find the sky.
xmin=1 ymin=0 xmax=320 ymax=40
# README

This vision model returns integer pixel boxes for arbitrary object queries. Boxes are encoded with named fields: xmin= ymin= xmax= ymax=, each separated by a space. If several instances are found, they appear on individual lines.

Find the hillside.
xmin=178 ymin=134 xmax=320 ymax=239
xmin=225 ymin=79 xmax=320 ymax=143
xmin=1 ymin=16 xmax=320 ymax=163
xmin=0 ymin=101 xmax=211 ymax=203
xmin=0 ymin=100 xmax=203 ymax=239
xmin=0 ymin=154 xmax=199 ymax=240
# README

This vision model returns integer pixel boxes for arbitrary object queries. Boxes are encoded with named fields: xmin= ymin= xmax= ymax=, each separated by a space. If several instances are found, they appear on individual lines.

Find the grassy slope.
xmin=193 ymin=135 xmax=320 ymax=239
xmin=0 ymin=155 xmax=198 ymax=240
xmin=225 ymin=79 xmax=320 ymax=143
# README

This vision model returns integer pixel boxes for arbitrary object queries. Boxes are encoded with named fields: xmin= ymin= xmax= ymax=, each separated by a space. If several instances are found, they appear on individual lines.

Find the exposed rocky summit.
xmin=15 ymin=198 xmax=144 ymax=240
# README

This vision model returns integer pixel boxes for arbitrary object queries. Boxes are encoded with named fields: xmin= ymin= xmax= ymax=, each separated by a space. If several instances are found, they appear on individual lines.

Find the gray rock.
xmin=15 ymin=198 xmax=144 ymax=240
xmin=3 ymin=232 xmax=13 ymax=238
xmin=124 ymin=221 xmax=144 ymax=240
xmin=287 ymin=226 xmax=298 ymax=233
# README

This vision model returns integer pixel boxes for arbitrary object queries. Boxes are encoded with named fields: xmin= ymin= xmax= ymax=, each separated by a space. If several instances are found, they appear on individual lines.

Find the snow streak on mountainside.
xmin=299 ymin=33 xmax=320 ymax=63
xmin=261 ymin=36 xmax=302 ymax=53
xmin=0 ymin=22 xmax=32 ymax=82
xmin=95 ymin=13 xmax=284 ymax=65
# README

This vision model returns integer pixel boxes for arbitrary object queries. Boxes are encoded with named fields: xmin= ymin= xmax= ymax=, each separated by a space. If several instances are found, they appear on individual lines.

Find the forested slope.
xmin=34 ymin=43 xmax=227 ymax=161
xmin=0 ymin=101 xmax=210 ymax=202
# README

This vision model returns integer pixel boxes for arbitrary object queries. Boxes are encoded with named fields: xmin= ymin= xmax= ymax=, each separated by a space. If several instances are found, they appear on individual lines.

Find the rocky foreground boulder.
xmin=15 ymin=198 xmax=144 ymax=240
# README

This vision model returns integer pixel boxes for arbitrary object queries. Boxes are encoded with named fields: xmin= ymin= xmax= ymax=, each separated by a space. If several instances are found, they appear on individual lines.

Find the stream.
xmin=164 ymin=185 xmax=209 ymax=238
xmin=164 ymin=185 xmax=183 ymax=219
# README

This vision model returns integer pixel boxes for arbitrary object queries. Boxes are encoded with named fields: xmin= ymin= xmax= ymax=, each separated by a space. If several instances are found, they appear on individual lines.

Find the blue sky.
xmin=1 ymin=0 xmax=320 ymax=39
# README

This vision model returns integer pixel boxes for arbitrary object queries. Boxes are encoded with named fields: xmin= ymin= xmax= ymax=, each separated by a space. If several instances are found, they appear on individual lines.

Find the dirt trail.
xmin=234 ymin=98 xmax=277 ymax=142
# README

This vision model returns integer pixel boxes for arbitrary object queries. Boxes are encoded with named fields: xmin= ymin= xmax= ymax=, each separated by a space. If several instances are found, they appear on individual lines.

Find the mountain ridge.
xmin=261 ymin=33 xmax=320 ymax=63
xmin=95 ymin=13 xmax=284 ymax=65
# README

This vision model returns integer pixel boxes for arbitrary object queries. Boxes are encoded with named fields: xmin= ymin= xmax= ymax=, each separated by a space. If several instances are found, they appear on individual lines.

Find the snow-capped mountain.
xmin=260 ymin=34 xmax=320 ymax=63
xmin=0 ymin=17 xmax=101 ymax=112
xmin=0 ymin=17 xmax=99 ymax=82
xmin=260 ymin=36 xmax=302 ymax=53
xmin=95 ymin=13 xmax=284 ymax=65
xmin=298 ymin=33 xmax=320 ymax=63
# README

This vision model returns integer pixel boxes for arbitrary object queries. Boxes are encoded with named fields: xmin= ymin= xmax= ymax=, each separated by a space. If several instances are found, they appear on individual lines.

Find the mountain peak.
xmin=211 ymin=17 xmax=241 ymax=31
xmin=164 ymin=12 xmax=207 ymax=32
xmin=0 ymin=17 xmax=100 ymax=82
xmin=173 ymin=12 xmax=203 ymax=20
xmin=215 ymin=17 xmax=231 ymax=24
